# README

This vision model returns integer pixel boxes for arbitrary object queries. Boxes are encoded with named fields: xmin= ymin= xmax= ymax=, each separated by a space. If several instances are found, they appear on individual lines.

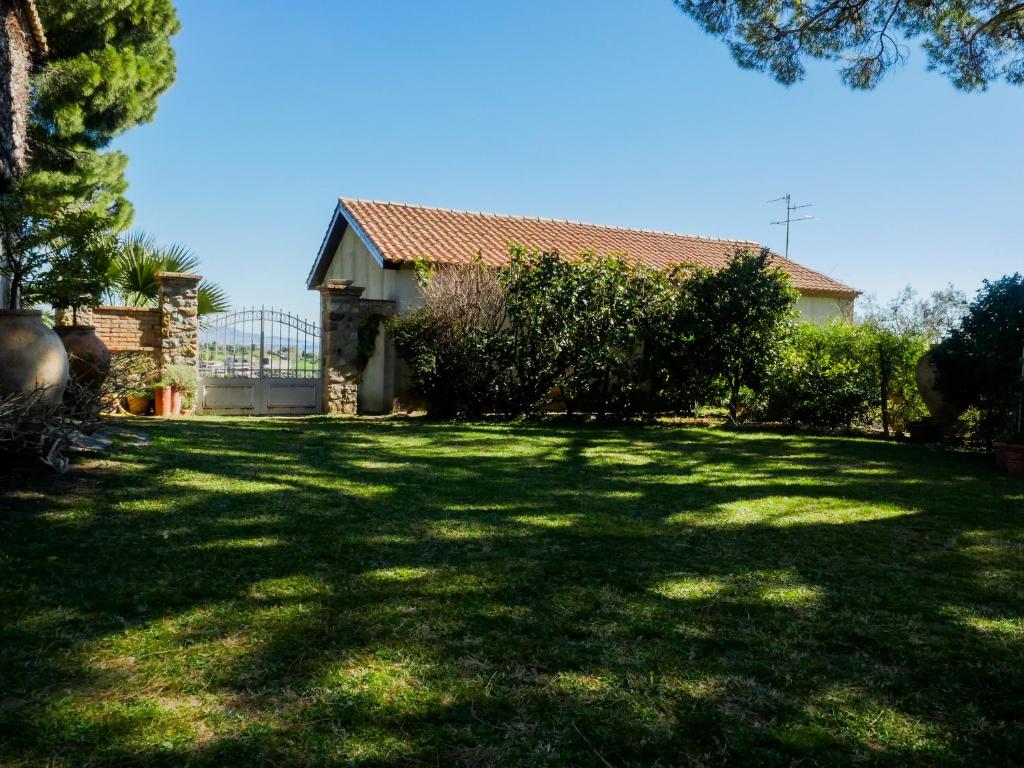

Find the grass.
xmin=1 ymin=417 xmax=1022 ymax=767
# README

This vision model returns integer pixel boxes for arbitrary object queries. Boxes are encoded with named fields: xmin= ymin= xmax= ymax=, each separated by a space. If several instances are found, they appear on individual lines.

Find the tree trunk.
xmin=880 ymin=346 xmax=890 ymax=438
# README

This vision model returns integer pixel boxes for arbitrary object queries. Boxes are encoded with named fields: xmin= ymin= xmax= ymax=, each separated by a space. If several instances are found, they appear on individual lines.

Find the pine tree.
xmin=26 ymin=0 xmax=180 ymax=229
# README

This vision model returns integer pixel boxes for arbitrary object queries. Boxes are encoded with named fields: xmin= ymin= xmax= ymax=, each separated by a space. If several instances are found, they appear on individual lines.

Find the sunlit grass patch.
xmin=669 ymin=495 xmax=916 ymax=528
xmin=1 ymin=417 xmax=1021 ymax=767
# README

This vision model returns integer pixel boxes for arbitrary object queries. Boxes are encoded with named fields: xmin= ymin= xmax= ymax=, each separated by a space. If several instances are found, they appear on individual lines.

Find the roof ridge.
xmin=339 ymin=197 xmax=763 ymax=247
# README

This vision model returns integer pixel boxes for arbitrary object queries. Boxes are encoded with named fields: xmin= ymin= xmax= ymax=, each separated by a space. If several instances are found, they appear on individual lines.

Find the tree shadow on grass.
xmin=1 ymin=417 xmax=1022 ymax=766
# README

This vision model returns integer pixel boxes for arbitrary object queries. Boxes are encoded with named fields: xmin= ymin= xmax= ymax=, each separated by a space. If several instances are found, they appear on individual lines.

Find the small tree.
xmin=35 ymin=210 xmax=116 ymax=324
xmin=0 ymin=188 xmax=112 ymax=311
xmin=502 ymin=247 xmax=578 ymax=413
xmin=681 ymin=248 xmax=798 ymax=422
xmin=933 ymin=274 xmax=1024 ymax=440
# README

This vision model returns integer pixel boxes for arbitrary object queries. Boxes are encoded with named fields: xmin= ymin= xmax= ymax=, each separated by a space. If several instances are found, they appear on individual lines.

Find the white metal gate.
xmin=198 ymin=307 xmax=321 ymax=416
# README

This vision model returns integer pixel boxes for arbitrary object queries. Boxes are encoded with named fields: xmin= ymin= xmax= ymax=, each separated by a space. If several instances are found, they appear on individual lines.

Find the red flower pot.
xmin=153 ymin=386 xmax=172 ymax=417
xmin=171 ymin=388 xmax=183 ymax=416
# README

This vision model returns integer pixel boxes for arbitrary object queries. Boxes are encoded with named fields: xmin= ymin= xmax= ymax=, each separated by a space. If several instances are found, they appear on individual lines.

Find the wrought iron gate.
xmin=198 ymin=307 xmax=321 ymax=415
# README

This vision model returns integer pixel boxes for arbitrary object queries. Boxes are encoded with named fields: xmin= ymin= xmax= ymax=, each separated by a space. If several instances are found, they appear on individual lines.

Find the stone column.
xmin=320 ymin=280 xmax=364 ymax=415
xmin=319 ymin=281 xmax=397 ymax=415
xmin=157 ymin=272 xmax=201 ymax=373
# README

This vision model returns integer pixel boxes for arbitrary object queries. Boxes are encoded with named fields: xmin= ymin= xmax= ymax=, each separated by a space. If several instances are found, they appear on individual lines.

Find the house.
xmin=0 ymin=0 xmax=46 ymax=309
xmin=307 ymin=198 xmax=859 ymax=414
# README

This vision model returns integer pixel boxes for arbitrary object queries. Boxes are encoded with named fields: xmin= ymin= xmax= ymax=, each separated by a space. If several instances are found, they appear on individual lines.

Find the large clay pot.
xmin=994 ymin=443 xmax=1024 ymax=476
xmin=0 ymin=310 xmax=70 ymax=411
xmin=125 ymin=395 xmax=152 ymax=416
xmin=153 ymin=385 xmax=172 ymax=417
xmin=54 ymin=325 xmax=112 ymax=391
xmin=916 ymin=349 xmax=964 ymax=422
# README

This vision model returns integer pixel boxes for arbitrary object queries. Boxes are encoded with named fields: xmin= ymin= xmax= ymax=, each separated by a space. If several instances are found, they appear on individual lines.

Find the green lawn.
xmin=2 ymin=418 xmax=1023 ymax=766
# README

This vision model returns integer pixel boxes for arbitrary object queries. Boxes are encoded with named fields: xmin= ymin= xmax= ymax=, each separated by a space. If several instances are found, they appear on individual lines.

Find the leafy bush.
xmin=389 ymin=260 xmax=509 ymax=418
xmin=762 ymin=322 xmax=928 ymax=432
xmin=680 ymin=249 xmax=799 ymax=421
xmin=501 ymin=248 xmax=676 ymax=416
xmin=933 ymin=274 xmax=1024 ymax=440
xmin=161 ymin=363 xmax=199 ymax=395
xmin=393 ymin=247 xmax=802 ymax=419
xmin=763 ymin=322 xmax=877 ymax=429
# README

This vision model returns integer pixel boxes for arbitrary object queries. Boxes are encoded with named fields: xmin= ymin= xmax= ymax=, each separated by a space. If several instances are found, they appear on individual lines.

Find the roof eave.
xmin=307 ymin=199 xmax=388 ymax=290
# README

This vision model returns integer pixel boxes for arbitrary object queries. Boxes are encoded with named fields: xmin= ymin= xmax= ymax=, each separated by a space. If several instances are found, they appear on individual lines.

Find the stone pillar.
xmin=157 ymin=272 xmax=201 ymax=372
xmin=319 ymin=280 xmax=396 ymax=415
xmin=320 ymin=280 xmax=363 ymax=415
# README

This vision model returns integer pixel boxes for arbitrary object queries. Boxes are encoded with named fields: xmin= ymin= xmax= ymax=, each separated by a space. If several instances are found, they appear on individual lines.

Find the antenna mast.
xmin=769 ymin=194 xmax=814 ymax=259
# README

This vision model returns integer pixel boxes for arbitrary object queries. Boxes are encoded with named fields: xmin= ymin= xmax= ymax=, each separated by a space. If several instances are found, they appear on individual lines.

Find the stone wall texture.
xmin=320 ymin=281 xmax=394 ymax=415
xmin=158 ymin=273 xmax=201 ymax=370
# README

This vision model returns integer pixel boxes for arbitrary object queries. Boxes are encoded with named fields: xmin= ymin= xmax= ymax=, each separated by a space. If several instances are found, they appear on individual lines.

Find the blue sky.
xmin=114 ymin=0 xmax=1023 ymax=319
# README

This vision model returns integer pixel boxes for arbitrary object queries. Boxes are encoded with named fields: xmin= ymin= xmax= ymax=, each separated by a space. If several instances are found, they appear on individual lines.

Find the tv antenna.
xmin=769 ymin=194 xmax=814 ymax=259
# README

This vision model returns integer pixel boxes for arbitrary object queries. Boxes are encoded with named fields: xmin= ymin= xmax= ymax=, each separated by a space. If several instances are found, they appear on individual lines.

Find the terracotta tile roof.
xmin=334 ymin=198 xmax=859 ymax=298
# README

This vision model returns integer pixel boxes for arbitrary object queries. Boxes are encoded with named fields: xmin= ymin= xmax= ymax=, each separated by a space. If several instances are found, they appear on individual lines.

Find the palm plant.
xmin=106 ymin=231 xmax=230 ymax=316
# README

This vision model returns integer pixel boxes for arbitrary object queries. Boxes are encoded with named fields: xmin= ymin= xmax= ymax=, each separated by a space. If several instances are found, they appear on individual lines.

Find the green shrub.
xmin=678 ymin=249 xmax=799 ymax=421
xmin=389 ymin=260 xmax=510 ymax=418
xmin=763 ymin=322 xmax=928 ymax=432
xmin=502 ymin=248 xmax=677 ymax=416
xmin=763 ymin=322 xmax=876 ymax=429
xmin=933 ymin=274 xmax=1024 ymax=440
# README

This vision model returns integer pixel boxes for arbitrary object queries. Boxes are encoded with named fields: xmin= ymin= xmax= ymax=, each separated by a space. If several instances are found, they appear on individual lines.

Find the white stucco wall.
xmin=324 ymin=228 xmax=856 ymax=412
xmin=797 ymin=295 xmax=854 ymax=325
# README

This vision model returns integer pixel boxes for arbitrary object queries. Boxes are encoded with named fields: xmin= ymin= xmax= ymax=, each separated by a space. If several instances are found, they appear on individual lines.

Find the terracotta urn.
xmin=916 ymin=348 xmax=968 ymax=424
xmin=994 ymin=442 xmax=1024 ymax=476
xmin=153 ymin=385 xmax=172 ymax=417
xmin=55 ymin=325 xmax=112 ymax=391
xmin=125 ymin=395 xmax=152 ymax=416
xmin=0 ymin=310 xmax=70 ymax=411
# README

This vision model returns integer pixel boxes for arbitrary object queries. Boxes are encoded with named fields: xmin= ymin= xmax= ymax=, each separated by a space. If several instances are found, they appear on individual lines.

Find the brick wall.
xmin=90 ymin=307 xmax=161 ymax=353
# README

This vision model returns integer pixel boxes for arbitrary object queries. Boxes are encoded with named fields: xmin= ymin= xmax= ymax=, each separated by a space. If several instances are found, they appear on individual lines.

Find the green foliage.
xmin=393 ymin=246 xmax=795 ymax=420
xmin=34 ymin=212 xmax=117 ymax=322
xmin=872 ymin=326 xmax=931 ymax=435
xmin=106 ymin=230 xmax=230 ymax=316
xmin=501 ymin=248 xmax=676 ymax=415
xmin=680 ymin=248 xmax=798 ymax=421
xmin=763 ymin=322 xmax=878 ymax=429
xmin=673 ymin=0 xmax=1024 ymax=90
xmin=161 ymin=363 xmax=198 ymax=395
xmin=858 ymin=284 xmax=969 ymax=344
xmin=933 ymin=274 xmax=1024 ymax=440
xmin=27 ymin=0 xmax=181 ymax=225
xmin=764 ymin=322 xmax=928 ymax=432
xmin=389 ymin=260 xmax=509 ymax=418
xmin=0 ymin=187 xmax=114 ymax=310
xmin=356 ymin=314 xmax=387 ymax=369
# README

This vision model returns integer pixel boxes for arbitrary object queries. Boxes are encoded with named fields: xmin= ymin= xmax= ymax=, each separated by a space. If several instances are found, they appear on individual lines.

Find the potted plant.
xmin=160 ymin=364 xmax=198 ymax=417
xmin=112 ymin=355 xmax=158 ymax=416
xmin=0 ymin=189 xmax=69 ymax=411
xmin=152 ymin=379 xmax=172 ymax=417
xmin=124 ymin=383 xmax=154 ymax=416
